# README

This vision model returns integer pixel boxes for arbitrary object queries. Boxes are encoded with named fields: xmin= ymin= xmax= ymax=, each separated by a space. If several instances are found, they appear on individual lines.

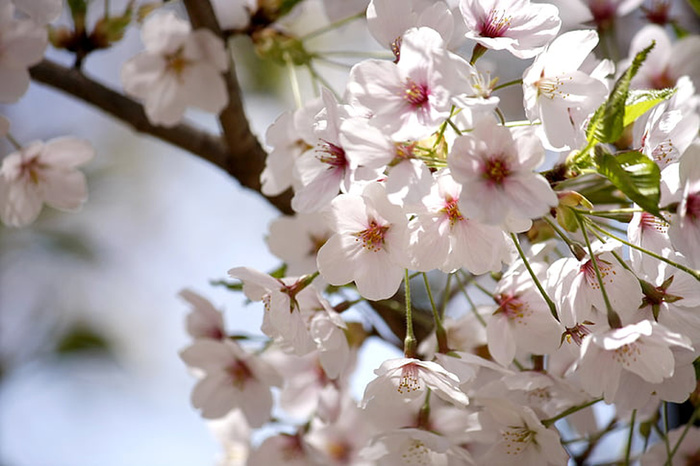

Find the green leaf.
xmin=586 ymin=42 xmax=656 ymax=144
xmin=210 ymin=279 xmax=243 ymax=291
xmin=686 ymin=0 xmax=700 ymax=17
xmin=67 ymin=0 xmax=89 ymax=29
xmin=278 ymin=0 xmax=305 ymax=16
xmin=56 ymin=325 xmax=110 ymax=355
xmin=594 ymin=147 xmax=661 ymax=216
xmin=623 ymin=88 xmax=676 ymax=127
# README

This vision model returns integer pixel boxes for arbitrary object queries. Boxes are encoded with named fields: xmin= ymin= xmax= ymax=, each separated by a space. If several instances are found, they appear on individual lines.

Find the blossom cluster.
xmin=2 ymin=0 xmax=700 ymax=464
xmin=175 ymin=0 xmax=700 ymax=464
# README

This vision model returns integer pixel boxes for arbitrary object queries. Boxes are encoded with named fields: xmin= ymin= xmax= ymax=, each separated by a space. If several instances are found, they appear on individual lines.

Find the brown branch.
xmin=28 ymin=59 xmax=294 ymax=214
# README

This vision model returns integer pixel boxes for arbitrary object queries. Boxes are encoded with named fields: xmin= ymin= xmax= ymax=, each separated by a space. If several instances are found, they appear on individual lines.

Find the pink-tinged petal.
xmin=354 ymin=250 xmax=404 ymax=300
xmin=191 ymin=372 xmax=238 ymax=419
xmin=316 ymin=234 xmax=357 ymax=287
xmin=189 ymin=29 xmax=229 ymax=71
xmin=0 ymin=67 xmax=30 ymax=103
xmin=410 ymin=218 xmax=451 ymax=272
xmin=41 ymin=169 xmax=87 ymax=211
xmin=239 ymin=380 xmax=274 ymax=427
xmin=366 ymin=0 xmax=418 ymax=49
xmin=1 ymin=19 xmax=47 ymax=67
xmin=505 ymin=174 xmax=557 ymax=219
xmin=487 ymin=316 xmax=516 ymax=366
xmin=180 ymin=63 xmax=228 ymax=114
xmin=329 ymin=192 xmax=370 ymax=233
xmin=0 ymin=176 xmax=42 ymax=227
xmin=121 ymin=53 xmax=167 ymax=99
xmin=41 ymin=138 xmax=95 ymax=167
xmin=14 ymin=0 xmax=63 ymax=24
xmin=624 ymin=340 xmax=675 ymax=383
xmin=141 ymin=11 xmax=190 ymax=55
xmin=227 ymin=266 xmax=280 ymax=300
xmin=143 ymin=75 xmax=187 ymax=127
xmin=542 ymin=30 xmax=599 ymax=76
xmin=180 ymin=340 xmax=234 ymax=371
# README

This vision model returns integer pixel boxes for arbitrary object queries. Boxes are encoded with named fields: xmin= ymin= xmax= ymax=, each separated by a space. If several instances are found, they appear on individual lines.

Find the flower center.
xmin=404 ymin=79 xmax=429 ymax=108
xmin=227 ymin=360 xmax=254 ymax=389
xmin=639 ymin=211 xmax=669 ymax=234
xmin=650 ymin=68 xmax=676 ymax=90
xmin=19 ymin=155 xmax=44 ymax=185
xmin=317 ymin=139 xmax=348 ymax=171
xmin=495 ymin=293 xmax=531 ymax=323
xmin=612 ymin=342 xmax=642 ymax=368
xmin=391 ymin=36 xmax=402 ymax=63
xmin=441 ymin=196 xmax=465 ymax=227
xmin=563 ymin=322 xmax=593 ymax=346
xmin=482 ymin=156 xmax=511 ymax=186
xmin=397 ymin=363 xmax=422 ymax=394
xmin=402 ymin=439 xmax=431 ymax=465
xmin=581 ymin=256 xmax=617 ymax=289
xmin=535 ymin=74 xmax=573 ymax=100
xmin=501 ymin=426 xmax=535 ymax=455
xmin=480 ymin=9 xmax=512 ymax=37
xmin=165 ymin=49 xmax=190 ymax=79
xmin=353 ymin=220 xmax=390 ymax=252
xmin=685 ymin=192 xmax=700 ymax=223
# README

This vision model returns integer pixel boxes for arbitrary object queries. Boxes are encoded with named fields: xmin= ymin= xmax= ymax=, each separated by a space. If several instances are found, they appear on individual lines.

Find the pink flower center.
xmin=686 ymin=192 xmax=700 ymax=222
xmin=482 ymin=156 xmax=511 ymax=186
xmin=441 ymin=196 xmax=464 ymax=227
xmin=165 ymin=49 xmax=190 ymax=80
xmin=397 ymin=363 xmax=422 ymax=394
xmin=403 ymin=79 xmax=429 ymax=108
xmin=353 ymin=220 xmax=390 ymax=252
xmin=650 ymin=68 xmax=676 ymax=90
xmin=643 ymin=0 xmax=672 ymax=25
xmin=581 ymin=255 xmax=616 ymax=289
xmin=227 ymin=360 xmax=254 ymax=389
xmin=19 ymin=155 xmax=44 ymax=185
xmin=563 ymin=322 xmax=593 ymax=346
xmin=589 ymin=0 xmax=616 ymax=26
xmin=317 ymin=139 xmax=348 ymax=171
xmin=639 ymin=211 xmax=669 ymax=234
xmin=480 ymin=9 xmax=512 ymax=38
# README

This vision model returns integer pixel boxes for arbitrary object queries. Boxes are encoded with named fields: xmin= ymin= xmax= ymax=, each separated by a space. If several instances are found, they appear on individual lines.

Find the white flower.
xmin=522 ymin=29 xmax=610 ymax=150
xmin=12 ymin=0 xmax=62 ymax=24
xmin=626 ymin=24 xmax=700 ymax=91
xmin=459 ymin=0 xmax=561 ymax=59
xmin=346 ymin=27 xmax=461 ymax=141
xmin=573 ymin=320 xmax=693 ymax=404
xmin=366 ymin=0 xmax=457 ymax=53
xmin=448 ymin=118 xmax=557 ymax=231
xmin=486 ymin=261 xmax=562 ymax=366
xmin=121 ymin=11 xmax=229 ymax=127
xmin=641 ymin=425 xmax=700 ymax=466
xmin=266 ymin=212 xmax=332 ymax=276
xmin=546 ymin=242 xmax=643 ymax=327
xmin=211 ymin=0 xmax=255 ymax=30
xmin=179 ymin=339 xmax=282 ymax=425
xmin=668 ymin=143 xmax=700 ymax=268
xmin=410 ymin=169 xmax=514 ymax=274
xmin=0 ymin=0 xmax=48 ymax=103
xmin=316 ymin=182 xmax=411 ymax=301
xmin=360 ymin=428 xmax=463 ymax=466
xmin=476 ymin=399 xmax=569 ymax=466
xmin=361 ymin=357 xmax=469 ymax=408
xmin=179 ymin=289 xmax=226 ymax=340
xmin=0 ymin=137 xmax=94 ymax=227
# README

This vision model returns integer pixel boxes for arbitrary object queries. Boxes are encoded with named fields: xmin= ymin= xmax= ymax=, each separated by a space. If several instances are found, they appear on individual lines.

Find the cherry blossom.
xmin=179 ymin=339 xmax=282 ymax=425
xmin=0 ymin=0 xmax=48 ymax=103
xmin=0 ymin=137 xmax=94 ymax=227
xmin=668 ymin=143 xmax=700 ymax=268
xmin=316 ymin=182 xmax=411 ymax=300
xmin=522 ymin=29 xmax=610 ymax=150
xmin=448 ymin=118 xmax=557 ymax=231
xmin=459 ymin=0 xmax=561 ymax=59
xmin=121 ymin=11 xmax=229 ymax=127
xmin=409 ymin=169 xmax=514 ymax=274
xmin=346 ymin=27 xmax=462 ymax=141
xmin=180 ymin=289 xmax=226 ymax=340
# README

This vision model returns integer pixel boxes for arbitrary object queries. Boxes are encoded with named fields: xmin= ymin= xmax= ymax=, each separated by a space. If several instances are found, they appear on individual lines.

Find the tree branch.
xmin=28 ymin=59 xmax=294 ymax=214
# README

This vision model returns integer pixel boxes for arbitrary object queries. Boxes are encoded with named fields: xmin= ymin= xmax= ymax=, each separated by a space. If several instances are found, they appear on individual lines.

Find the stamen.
xmin=353 ymin=220 xmax=390 ymax=252
xmin=317 ymin=139 xmax=348 ymax=170
xmin=480 ymin=9 xmax=512 ymax=38
xmin=441 ymin=196 xmax=464 ymax=227
xmin=404 ymin=79 xmax=429 ymax=108
xmin=482 ymin=156 xmax=511 ymax=186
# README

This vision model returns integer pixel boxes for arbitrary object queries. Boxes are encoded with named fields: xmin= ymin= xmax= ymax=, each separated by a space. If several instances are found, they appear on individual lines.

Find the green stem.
xmin=300 ymin=11 xmax=365 ymax=42
xmin=575 ymin=214 xmax=622 ymax=328
xmin=5 ymin=132 xmax=22 ymax=151
xmin=423 ymin=273 xmax=449 ymax=353
xmin=284 ymin=53 xmax=302 ymax=108
xmin=624 ymin=409 xmax=636 ymax=466
xmin=509 ymin=233 xmax=560 ymax=322
xmin=493 ymin=78 xmax=523 ymax=91
xmin=404 ymin=269 xmax=417 ymax=358
xmin=543 ymin=216 xmax=578 ymax=250
xmin=438 ymin=274 xmax=452 ymax=319
xmin=306 ymin=63 xmax=340 ymax=100
xmin=455 ymin=271 xmax=487 ymax=328
xmin=446 ymin=117 xmax=462 ymax=135
xmin=587 ymin=221 xmax=700 ymax=281
xmin=469 ymin=43 xmax=487 ymax=65
xmin=542 ymin=397 xmax=603 ymax=428
xmin=494 ymin=107 xmax=506 ymax=125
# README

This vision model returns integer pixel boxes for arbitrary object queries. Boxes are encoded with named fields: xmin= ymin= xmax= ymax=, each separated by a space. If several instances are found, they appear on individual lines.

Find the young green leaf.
xmin=623 ymin=88 xmax=676 ymax=127
xmin=586 ymin=42 xmax=656 ymax=144
xmin=594 ymin=147 xmax=661 ymax=216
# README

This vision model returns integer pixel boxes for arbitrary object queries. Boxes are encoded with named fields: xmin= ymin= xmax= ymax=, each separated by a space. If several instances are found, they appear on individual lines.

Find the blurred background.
xmin=2 ymin=0 xmax=698 ymax=464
